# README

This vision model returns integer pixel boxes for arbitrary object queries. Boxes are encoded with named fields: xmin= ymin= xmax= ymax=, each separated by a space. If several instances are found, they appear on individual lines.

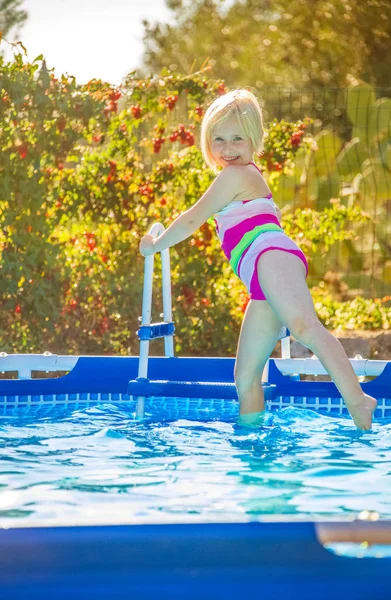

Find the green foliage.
xmin=139 ymin=0 xmax=391 ymax=90
xmin=282 ymin=199 xmax=372 ymax=255
xmin=313 ymin=292 xmax=390 ymax=331
xmin=0 ymin=44 xmax=389 ymax=358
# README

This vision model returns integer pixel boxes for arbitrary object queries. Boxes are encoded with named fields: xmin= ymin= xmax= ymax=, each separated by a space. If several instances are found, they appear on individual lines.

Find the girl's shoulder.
xmin=232 ymin=161 xmax=272 ymax=201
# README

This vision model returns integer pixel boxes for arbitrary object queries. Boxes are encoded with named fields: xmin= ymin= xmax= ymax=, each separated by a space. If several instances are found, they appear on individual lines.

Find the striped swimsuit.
xmin=212 ymin=161 xmax=308 ymax=300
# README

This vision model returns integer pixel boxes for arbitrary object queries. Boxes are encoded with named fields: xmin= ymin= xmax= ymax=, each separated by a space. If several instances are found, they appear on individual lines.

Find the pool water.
xmin=0 ymin=401 xmax=390 ymax=529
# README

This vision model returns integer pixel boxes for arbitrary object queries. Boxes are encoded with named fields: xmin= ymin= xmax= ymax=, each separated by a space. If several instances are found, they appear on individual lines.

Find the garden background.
xmin=0 ymin=0 xmax=390 ymax=358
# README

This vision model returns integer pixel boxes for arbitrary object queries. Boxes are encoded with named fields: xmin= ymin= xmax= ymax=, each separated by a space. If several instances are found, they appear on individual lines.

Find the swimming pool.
xmin=0 ymin=354 xmax=391 ymax=598
xmin=1 ymin=399 xmax=390 ymax=526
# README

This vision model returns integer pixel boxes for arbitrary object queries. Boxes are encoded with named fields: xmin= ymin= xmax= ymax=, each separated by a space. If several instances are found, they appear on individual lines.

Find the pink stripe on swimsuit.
xmin=212 ymin=161 xmax=308 ymax=301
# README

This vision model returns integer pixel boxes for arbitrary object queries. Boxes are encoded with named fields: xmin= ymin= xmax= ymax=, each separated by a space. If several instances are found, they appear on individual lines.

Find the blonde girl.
xmin=140 ymin=88 xmax=377 ymax=430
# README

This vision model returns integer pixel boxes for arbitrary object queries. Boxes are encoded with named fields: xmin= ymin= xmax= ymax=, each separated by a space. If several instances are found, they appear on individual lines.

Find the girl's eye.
xmin=215 ymin=137 xmax=242 ymax=141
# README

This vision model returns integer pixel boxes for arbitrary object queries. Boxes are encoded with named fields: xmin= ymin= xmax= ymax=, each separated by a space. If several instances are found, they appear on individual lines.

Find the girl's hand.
xmin=139 ymin=234 xmax=156 ymax=257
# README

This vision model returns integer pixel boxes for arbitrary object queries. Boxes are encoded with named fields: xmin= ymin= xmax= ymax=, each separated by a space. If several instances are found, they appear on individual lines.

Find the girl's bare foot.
xmin=346 ymin=394 xmax=377 ymax=430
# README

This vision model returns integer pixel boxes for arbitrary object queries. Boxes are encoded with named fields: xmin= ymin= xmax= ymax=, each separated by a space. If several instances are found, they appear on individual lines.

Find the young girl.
xmin=140 ymin=88 xmax=377 ymax=431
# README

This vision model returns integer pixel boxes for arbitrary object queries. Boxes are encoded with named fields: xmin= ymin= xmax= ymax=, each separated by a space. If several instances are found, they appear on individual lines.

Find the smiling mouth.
xmin=223 ymin=156 xmax=239 ymax=161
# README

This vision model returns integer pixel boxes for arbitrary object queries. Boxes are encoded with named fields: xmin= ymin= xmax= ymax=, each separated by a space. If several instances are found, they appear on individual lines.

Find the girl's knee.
xmin=289 ymin=316 xmax=322 ymax=347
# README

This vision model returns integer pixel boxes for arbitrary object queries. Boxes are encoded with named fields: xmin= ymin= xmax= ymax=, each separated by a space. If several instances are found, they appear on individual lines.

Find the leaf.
xmin=336 ymin=137 xmax=368 ymax=178
xmin=346 ymin=83 xmax=376 ymax=129
xmin=368 ymin=98 xmax=391 ymax=143
xmin=16 ymin=41 xmax=27 ymax=56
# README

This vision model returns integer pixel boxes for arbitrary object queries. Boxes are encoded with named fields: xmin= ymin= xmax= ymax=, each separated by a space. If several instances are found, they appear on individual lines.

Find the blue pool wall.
xmin=0 ymin=357 xmax=390 ymax=419
xmin=1 ymin=522 xmax=391 ymax=599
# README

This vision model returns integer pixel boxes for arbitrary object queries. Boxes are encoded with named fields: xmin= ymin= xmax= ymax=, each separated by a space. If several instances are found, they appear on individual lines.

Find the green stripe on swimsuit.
xmin=229 ymin=223 xmax=283 ymax=275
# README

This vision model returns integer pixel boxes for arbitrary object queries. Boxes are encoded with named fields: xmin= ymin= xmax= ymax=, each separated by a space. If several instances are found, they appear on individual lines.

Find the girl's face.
xmin=210 ymin=114 xmax=254 ymax=169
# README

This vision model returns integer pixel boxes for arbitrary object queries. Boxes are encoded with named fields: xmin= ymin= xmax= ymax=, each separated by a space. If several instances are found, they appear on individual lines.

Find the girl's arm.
xmin=152 ymin=211 xmax=195 ymax=253
xmin=140 ymin=166 xmax=246 ymax=256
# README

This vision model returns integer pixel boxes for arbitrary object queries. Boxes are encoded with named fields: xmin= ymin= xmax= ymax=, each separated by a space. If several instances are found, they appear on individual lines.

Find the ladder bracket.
xmin=137 ymin=322 xmax=175 ymax=341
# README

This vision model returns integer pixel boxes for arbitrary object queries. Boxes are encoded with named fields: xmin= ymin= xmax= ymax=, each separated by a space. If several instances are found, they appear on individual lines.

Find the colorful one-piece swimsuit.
xmin=211 ymin=161 xmax=308 ymax=300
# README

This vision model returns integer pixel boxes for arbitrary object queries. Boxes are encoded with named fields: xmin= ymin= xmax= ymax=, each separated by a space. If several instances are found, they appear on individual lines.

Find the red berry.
xmin=130 ymin=105 xmax=142 ymax=119
xmin=109 ymin=89 xmax=121 ymax=101
xmin=290 ymin=131 xmax=303 ymax=147
xmin=165 ymin=94 xmax=179 ymax=110
xmin=139 ymin=184 xmax=154 ymax=197
xmin=152 ymin=137 xmax=166 ymax=153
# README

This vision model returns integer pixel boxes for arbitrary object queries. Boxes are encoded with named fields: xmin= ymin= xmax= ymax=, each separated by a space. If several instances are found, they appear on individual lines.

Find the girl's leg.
xmin=257 ymin=250 xmax=377 ymax=430
xmin=235 ymin=298 xmax=283 ymax=420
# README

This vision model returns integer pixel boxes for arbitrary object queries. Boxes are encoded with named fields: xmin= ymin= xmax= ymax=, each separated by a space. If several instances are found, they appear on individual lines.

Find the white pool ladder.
xmin=136 ymin=223 xmax=175 ymax=418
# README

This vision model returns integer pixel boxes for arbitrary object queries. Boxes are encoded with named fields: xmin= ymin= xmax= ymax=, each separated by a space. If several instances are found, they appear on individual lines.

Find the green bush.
xmin=0 ymin=44 xmax=389 ymax=356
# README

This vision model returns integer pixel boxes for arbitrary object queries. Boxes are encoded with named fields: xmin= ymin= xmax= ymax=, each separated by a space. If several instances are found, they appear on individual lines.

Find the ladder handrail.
xmin=137 ymin=222 xmax=174 ymax=381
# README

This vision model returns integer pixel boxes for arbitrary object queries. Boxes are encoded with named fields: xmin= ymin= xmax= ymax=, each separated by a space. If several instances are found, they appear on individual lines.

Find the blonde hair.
xmin=200 ymin=88 xmax=265 ymax=174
